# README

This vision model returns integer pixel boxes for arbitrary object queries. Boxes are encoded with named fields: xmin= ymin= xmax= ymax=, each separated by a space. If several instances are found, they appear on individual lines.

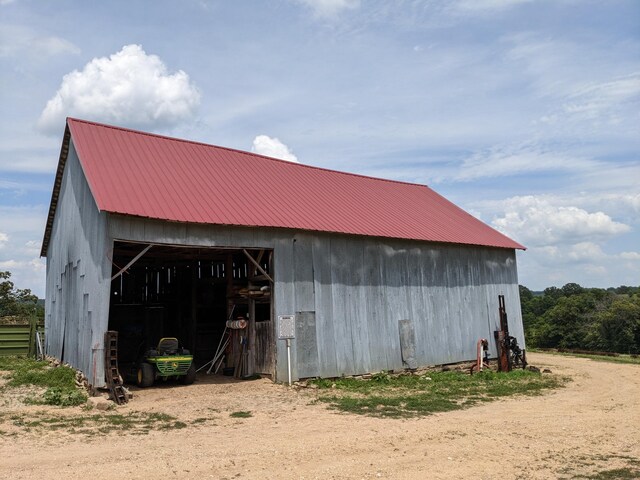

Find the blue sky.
xmin=1 ymin=0 xmax=638 ymax=297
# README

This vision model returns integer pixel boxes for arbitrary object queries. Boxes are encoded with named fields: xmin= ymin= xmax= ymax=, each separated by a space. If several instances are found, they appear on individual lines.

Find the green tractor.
xmin=136 ymin=337 xmax=196 ymax=388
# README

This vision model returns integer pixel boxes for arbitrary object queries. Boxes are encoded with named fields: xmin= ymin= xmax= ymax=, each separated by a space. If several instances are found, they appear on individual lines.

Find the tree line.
xmin=520 ymin=283 xmax=640 ymax=354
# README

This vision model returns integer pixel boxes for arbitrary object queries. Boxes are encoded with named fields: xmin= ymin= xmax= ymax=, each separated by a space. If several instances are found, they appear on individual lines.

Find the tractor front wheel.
xmin=179 ymin=364 xmax=196 ymax=385
xmin=137 ymin=362 xmax=155 ymax=388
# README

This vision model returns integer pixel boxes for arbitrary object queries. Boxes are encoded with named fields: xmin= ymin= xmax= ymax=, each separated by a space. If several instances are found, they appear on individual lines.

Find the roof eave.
xmin=40 ymin=122 xmax=71 ymax=258
xmin=105 ymin=211 xmax=526 ymax=251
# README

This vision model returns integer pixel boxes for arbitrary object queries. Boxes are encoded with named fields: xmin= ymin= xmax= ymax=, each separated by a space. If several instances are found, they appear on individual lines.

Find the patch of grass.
xmin=6 ymin=410 xmax=187 ymax=435
xmin=8 ymin=362 xmax=75 ymax=389
xmin=583 ymin=468 xmax=640 ymax=479
xmin=230 ymin=411 xmax=252 ymax=418
xmin=309 ymin=370 xmax=567 ymax=418
xmin=548 ymin=452 xmax=640 ymax=479
xmin=0 ymin=356 xmax=45 ymax=372
xmin=40 ymin=387 xmax=86 ymax=406
xmin=191 ymin=416 xmax=217 ymax=425
xmin=530 ymin=349 xmax=640 ymax=365
xmin=161 ymin=421 xmax=187 ymax=430
xmin=143 ymin=412 xmax=175 ymax=423
xmin=1 ymin=356 xmax=87 ymax=407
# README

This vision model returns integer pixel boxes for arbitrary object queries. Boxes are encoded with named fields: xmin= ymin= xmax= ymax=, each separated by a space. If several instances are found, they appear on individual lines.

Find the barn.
xmin=41 ymin=118 xmax=526 ymax=388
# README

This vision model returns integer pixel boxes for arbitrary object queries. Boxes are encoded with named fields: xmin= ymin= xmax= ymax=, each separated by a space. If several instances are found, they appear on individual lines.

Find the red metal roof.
xmin=44 ymin=118 xmax=524 ymax=254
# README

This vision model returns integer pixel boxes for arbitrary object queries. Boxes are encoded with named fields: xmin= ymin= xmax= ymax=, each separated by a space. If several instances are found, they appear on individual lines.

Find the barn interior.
xmin=107 ymin=241 xmax=274 ymax=381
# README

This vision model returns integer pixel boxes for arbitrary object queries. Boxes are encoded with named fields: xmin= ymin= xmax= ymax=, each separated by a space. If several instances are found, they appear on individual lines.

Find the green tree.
xmin=519 ymin=284 xmax=640 ymax=353
xmin=0 ymin=271 xmax=42 ymax=318
xmin=561 ymin=282 xmax=584 ymax=297
xmin=591 ymin=297 xmax=640 ymax=353
xmin=536 ymin=294 xmax=598 ymax=349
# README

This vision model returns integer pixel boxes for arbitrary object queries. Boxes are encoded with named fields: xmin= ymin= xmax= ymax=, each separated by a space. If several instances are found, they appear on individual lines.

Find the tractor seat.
xmin=157 ymin=337 xmax=179 ymax=355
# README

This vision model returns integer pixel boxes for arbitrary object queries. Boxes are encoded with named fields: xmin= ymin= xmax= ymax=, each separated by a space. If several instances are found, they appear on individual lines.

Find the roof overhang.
xmin=40 ymin=123 xmax=71 ymax=257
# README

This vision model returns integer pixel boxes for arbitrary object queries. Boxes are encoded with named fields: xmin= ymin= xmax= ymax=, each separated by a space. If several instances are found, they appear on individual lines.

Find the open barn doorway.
xmin=107 ymin=241 xmax=275 ymax=385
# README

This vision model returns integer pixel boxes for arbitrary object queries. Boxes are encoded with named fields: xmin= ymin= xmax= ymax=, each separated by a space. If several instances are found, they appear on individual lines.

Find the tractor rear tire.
xmin=137 ymin=362 xmax=154 ymax=388
xmin=180 ymin=364 xmax=196 ymax=385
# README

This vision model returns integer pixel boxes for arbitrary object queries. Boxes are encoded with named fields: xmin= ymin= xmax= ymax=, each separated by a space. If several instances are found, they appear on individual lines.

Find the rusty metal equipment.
xmin=494 ymin=295 xmax=527 ymax=372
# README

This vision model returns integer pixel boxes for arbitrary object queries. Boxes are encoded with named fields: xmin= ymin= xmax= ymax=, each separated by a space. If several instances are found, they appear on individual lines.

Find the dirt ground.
xmin=1 ymin=352 xmax=639 ymax=479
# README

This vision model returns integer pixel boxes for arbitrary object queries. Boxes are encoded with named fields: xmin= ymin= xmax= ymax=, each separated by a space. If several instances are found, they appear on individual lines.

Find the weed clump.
xmin=230 ymin=411 xmax=252 ymax=418
xmin=41 ymin=387 xmax=87 ymax=407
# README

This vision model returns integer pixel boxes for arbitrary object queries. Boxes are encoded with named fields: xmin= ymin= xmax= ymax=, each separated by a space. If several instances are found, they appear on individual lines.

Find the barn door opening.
xmin=243 ymin=249 xmax=275 ymax=376
xmin=107 ymin=242 xmax=275 ymax=383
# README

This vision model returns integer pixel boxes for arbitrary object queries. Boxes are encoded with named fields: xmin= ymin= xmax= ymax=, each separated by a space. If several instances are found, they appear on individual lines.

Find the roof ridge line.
xmin=66 ymin=117 xmax=432 ymax=190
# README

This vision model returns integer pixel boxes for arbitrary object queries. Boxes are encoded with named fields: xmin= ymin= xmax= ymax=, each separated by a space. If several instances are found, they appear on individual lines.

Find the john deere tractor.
xmin=135 ymin=337 xmax=196 ymax=388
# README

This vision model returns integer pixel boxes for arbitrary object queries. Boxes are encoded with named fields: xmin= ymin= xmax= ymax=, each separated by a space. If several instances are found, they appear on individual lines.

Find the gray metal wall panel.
xmin=273 ymin=237 xmax=295 ymax=381
xmin=293 ymin=234 xmax=318 ymax=379
xmin=311 ymin=236 xmax=338 ymax=377
xmin=44 ymin=141 xmax=112 ymax=387
xmin=102 ymin=212 xmax=523 ymax=382
xmin=361 ymin=242 xmax=389 ymax=371
xmin=350 ymin=243 xmax=372 ymax=374
xmin=329 ymin=236 xmax=357 ymax=376
xmin=301 ymin=237 xmax=524 ymax=376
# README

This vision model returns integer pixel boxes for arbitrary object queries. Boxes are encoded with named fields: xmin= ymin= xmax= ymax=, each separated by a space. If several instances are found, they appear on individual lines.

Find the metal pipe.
xmin=286 ymin=338 xmax=292 ymax=386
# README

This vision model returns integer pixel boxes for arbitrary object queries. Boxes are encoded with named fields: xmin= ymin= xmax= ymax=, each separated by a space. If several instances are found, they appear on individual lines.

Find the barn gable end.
xmin=44 ymin=137 xmax=112 ymax=384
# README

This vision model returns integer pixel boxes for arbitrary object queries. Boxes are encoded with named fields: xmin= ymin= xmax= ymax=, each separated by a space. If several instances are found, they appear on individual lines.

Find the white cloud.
xmin=252 ymin=135 xmax=299 ymax=163
xmin=0 ymin=232 xmax=8 ymax=249
xmin=0 ymin=259 xmax=20 ymax=269
xmin=0 ymin=257 xmax=46 ymax=288
xmin=295 ymin=0 xmax=359 ymax=18
xmin=456 ymin=143 xmax=599 ymax=181
xmin=536 ymin=73 xmax=640 ymax=136
xmin=37 ymin=44 xmax=200 ymax=135
xmin=451 ymin=0 xmax=533 ymax=14
xmin=561 ymin=73 xmax=640 ymax=127
xmin=527 ymin=243 xmax=607 ymax=265
xmin=566 ymin=242 xmax=606 ymax=262
xmin=0 ymin=25 xmax=80 ymax=58
xmin=620 ymin=252 xmax=640 ymax=261
xmin=503 ymin=33 xmax=639 ymax=140
xmin=0 ymin=150 xmax=58 ymax=174
xmin=491 ymin=196 xmax=630 ymax=247
xmin=23 ymin=240 xmax=41 ymax=256
xmin=0 ymin=0 xmax=16 ymax=5
xmin=515 ymin=243 xmax=640 ymax=290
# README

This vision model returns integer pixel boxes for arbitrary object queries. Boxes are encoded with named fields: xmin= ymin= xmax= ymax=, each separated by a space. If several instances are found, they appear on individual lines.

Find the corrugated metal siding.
xmin=64 ymin=118 xmax=524 ymax=251
xmin=107 ymin=216 xmax=525 ymax=382
xmin=44 ymin=141 xmax=112 ymax=387
xmin=293 ymin=235 xmax=524 ymax=378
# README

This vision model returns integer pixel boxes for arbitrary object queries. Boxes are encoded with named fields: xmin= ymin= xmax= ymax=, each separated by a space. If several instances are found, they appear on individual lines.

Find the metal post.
xmin=286 ymin=338 xmax=292 ymax=386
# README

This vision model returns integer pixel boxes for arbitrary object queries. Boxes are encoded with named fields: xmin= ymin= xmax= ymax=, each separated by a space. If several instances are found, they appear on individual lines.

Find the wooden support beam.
xmin=248 ymin=298 xmax=256 ymax=376
xmin=190 ymin=262 xmax=198 ymax=354
xmin=111 ymin=243 xmax=154 ymax=281
xmin=242 ymin=249 xmax=273 ymax=283
xmin=225 ymin=253 xmax=235 ymax=368
xmin=248 ymin=249 xmax=265 ymax=279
